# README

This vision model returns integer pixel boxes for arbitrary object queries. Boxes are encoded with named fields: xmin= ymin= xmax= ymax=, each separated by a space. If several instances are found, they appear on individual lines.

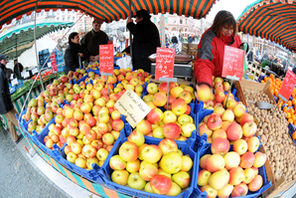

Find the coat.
xmin=80 ymin=29 xmax=109 ymax=61
xmin=0 ymin=63 xmax=13 ymax=114
xmin=194 ymin=28 xmax=242 ymax=87
xmin=127 ymin=19 xmax=160 ymax=73
xmin=64 ymin=42 xmax=83 ymax=73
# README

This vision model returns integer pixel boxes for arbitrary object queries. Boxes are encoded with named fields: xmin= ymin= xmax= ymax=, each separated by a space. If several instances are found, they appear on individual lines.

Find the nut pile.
xmin=244 ymin=90 xmax=296 ymax=183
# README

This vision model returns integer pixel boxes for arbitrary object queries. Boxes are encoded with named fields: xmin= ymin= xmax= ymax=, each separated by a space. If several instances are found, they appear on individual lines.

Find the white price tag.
xmin=47 ymin=62 xmax=51 ymax=67
xmin=32 ymin=68 xmax=38 ymax=74
xmin=11 ymin=78 xmax=18 ymax=86
xmin=21 ymin=71 xmax=30 ymax=78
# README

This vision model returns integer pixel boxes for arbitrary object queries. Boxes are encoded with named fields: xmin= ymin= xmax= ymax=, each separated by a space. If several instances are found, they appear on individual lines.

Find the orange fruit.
xmin=292 ymin=131 xmax=296 ymax=140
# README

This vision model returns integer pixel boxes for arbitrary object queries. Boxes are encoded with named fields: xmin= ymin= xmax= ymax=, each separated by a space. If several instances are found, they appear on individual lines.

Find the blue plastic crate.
xmin=100 ymin=136 xmax=200 ymax=198
xmin=288 ymin=123 xmax=296 ymax=146
xmin=195 ymin=144 xmax=272 ymax=198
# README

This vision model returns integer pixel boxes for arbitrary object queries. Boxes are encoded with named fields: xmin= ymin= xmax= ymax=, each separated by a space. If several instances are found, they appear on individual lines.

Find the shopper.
xmin=64 ymin=32 xmax=84 ymax=73
xmin=13 ymin=59 xmax=24 ymax=79
xmin=126 ymin=9 xmax=161 ymax=73
xmin=194 ymin=10 xmax=242 ymax=88
xmin=170 ymin=36 xmax=180 ymax=54
xmin=0 ymin=54 xmax=21 ymax=143
xmin=81 ymin=19 xmax=109 ymax=63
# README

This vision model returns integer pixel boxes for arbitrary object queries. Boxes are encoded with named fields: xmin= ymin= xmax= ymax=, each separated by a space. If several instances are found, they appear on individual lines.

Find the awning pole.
xmin=15 ymin=35 xmax=18 ymax=58
xmin=129 ymin=0 xmax=133 ymax=66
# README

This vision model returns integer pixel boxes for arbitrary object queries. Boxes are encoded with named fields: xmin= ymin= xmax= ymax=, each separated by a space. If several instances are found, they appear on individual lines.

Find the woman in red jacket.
xmin=194 ymin=10 xmax=242 ymax=88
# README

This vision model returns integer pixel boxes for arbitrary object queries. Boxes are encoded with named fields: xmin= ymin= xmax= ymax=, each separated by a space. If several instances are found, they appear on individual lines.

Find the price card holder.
xmin=114 ymin=90 xmax=151 ymax=128
xmin=155 ymin=47 xmax=175 ymax=80
xmin=32 ymin=68 xmax=38 ymax=75
xmin=21 ymin=71 xmax=30 ymax=79
xmin=278 ymin=69 xmax=296 ymax=102
xmin=222 ymin=45 xmax=244 ymax=80
xmin=99 ymin=44 xmax=114 ymax=74
xmin=11 ymin=78 xmax=18 ymax=86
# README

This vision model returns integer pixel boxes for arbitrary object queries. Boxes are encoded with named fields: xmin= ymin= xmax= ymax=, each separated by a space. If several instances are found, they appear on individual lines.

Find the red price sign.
xmin=222 ymin=45 xmax=245 ymax=80
xmin=50 ymin=52 xmax=57 ymax=72
xmin=155 ymin=47 xmax=175 ymax=80
xmin=278 ymin=69 xmax=296 ymax=102
xmin=99 ymin=44 xmax=114 ymax=74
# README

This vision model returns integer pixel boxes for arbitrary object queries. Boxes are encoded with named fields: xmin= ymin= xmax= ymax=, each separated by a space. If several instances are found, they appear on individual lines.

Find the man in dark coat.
xmin=0 ymin=54 xmax=21 ymax=142
xmin=13 ymin=59 xmax=24 ymax=79
xmin=127 ymin=9 xmax=161 ymax=73
xmin=80 ymin=19 xmax=109 ymax=63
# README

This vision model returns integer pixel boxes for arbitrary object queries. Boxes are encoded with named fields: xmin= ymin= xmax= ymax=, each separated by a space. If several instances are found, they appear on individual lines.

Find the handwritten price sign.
xmin=155 ymin=47 xmax=175 ymax=80
xmin=278 ymin=69 xmax=296 ymax=102
xmin=50 ymin=52 xmax=57 ymax=72
xmin=99 ymin=44 xmax=114 ymax=74
xmin=222 ymin=45 xmax=244 ymax=80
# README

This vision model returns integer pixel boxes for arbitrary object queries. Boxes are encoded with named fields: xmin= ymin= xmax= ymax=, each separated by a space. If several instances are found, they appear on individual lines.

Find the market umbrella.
xmin=0 ymin=20 xmax=74 ymax=59
xmin=237 ymin=0 xmax=296 ymax=52
xmin=0 ymin=0 xmax=218 ymax=29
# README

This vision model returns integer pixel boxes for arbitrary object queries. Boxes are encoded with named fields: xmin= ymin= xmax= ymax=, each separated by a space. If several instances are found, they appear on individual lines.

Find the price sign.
xmin=222 ymin=45 xmax=245 ymax=80
xmin=278 ymin=69 xmax=296 ymax=102
xmin=50 ymin=52 xmax=57 ymax=72
xmin=155 ymin=47 xmax=175 ymax=80
xmin=99 ymin=44 xmax=114 ymax=74
xmin=21 ymin=71 xmax=30 ymax=78
xmin=114 ymin=90 xmax=151 ymax=128
xmin=11 ymin=78 xmax=18 ymax=86
xmin=32 ymin=68 xmax=38 ymax=75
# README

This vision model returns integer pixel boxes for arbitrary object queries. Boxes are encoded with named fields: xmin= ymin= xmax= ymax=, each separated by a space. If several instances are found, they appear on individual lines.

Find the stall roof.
xmin=0 ymin=0 xmax=218 ymax=29
xmin=237 ymin=0 xmax=296 ymax=52
xmin=0 ymin=20 xmax=73 ymax=59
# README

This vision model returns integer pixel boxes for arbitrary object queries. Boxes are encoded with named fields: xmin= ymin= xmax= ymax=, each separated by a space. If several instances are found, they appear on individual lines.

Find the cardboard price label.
xmin=278 ymin=69 xmax=296 ymax=102
xmin=222 ymin=45 xmax=245 ymax=80
xmin=99 ymin=44 xmax=114 ymax=74
xmin=50 ymin=52 xmax=57 ymax=71
xmin=21 ymin=71 xmax=30 ymax=78
xmin=114 ymin=90 xmax=151 ymax=128
xmin=32 ymin=68 xmax=38 ymax=75
xmin=155 ymin=47 xmax=175 ymax=80
xmin=11 ymin=78 xmax=18 ymax=86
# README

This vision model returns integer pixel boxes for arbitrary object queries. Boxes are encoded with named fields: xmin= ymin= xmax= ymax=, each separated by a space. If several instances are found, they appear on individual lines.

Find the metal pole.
xmin=129 ymin=0 xmax=133 ymax=65
xmin=15 ymin=35 xmax=18 ymax=58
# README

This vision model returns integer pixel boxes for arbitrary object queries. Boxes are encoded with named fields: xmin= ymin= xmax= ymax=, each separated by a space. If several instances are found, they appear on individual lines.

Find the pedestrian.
xmin=0 ymin=54 xmax=21 ymax=143
xmin=13 ymin=59 xmax=24 ymax=79
xmin=194 ymin=10 xmax=242 ymax=89
xmin=80 ymin=19 xmax=109 ymax=63
xmin=126 ymin=9 xmax=161 ymax=73
xmin=64 ymin=32 xmax=84 ymax=73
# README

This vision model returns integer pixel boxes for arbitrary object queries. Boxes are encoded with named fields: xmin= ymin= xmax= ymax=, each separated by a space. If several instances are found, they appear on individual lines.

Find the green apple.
xmin=128 ymin=172 xmax=146 ymax=190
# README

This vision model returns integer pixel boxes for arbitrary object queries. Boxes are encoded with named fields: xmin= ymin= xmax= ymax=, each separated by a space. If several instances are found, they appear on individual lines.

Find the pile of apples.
xmin=133 ymin=82 xmax=196 ymax=140
xmin=196 ymin=77 xmax=268 ymax=197
xmin=109 ymin=137 xmax=193 ymax=196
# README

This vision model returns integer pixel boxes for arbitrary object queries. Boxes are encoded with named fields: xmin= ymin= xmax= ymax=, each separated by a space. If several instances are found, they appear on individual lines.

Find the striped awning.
xmin=237 ymin=0 xmax=296 ymax=52
xmin=0 ymin=0 xmax=217 ymax=29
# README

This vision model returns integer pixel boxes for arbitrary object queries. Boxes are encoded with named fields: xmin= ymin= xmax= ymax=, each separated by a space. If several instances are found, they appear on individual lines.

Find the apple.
xmin=102 ymin=133 xmax=115 ymax=145
xmin=71 ymin=141 xmax=82 ymax=154
xmin=128 ymin=172 xmax=146 ymax=190
xmin=172 ymin=171 xmax=190 ymax=189
xmin=146 ymin=108 xmax=164 ymax=124
xmin=229 ymin=166 xmax=245 ymax=185
xmin=233 ymin=102 xmax=246 ymax=118
xmin=171 ymin=98 xmax=187 ymax=116
xmin=248 ymin=175 xmax=263 ymax=192
xmin=212 ymin=129 xmax=227 ymax=141
xmin=66 ymin=152 xmax=77 ymax=163
xmin=166 ymin=182 xmax=182 ymax=196
xmin=215 ymin=91 xmax=225 ymax=103
xmin=247 ymin=136 xmax=260 ymax=153
xmin=147 ymin=83 xmax=158 ymax=94
xmin=242 ymin=121 xmax=257 ymax=137
xmin=197 ymin=169 xmax=211 ymax=186
xmin=119 ymin=141 xmax=139 ymax=162
xmin=128 ymin=129 xmax=145 ymax=147
xmin=145 ymin=182 xmax=154 ymax=193
xmin=240 ymin=113 xmax=254 ymax=126
xmin=96 ymin=148 xmax=109 ymax=161
xmin=158 ymin=169 xmax=171 ymax=178
xmin=240 ymin=152 xmax=255 ymax=168
xmin=152 ymin=92 xmax=167 ymax=107
xmin=200 ymin=185 xmax=218 ymax=198
xmin=163 ymin=123 xmax=181 ymax=139
xmin=211 ymin=138 xmax=230 ymax=155
xmin=226 ymin=122 xmax=243 ymax=141
xmin=233 ymin=139 xmax=248 ymax=155
xmin=207 ymin=113 xmax=222 ymax=130
xmin=160 ymin=151 xmax=182 ymax=174
xmin=158 ymin=138 xmax=178 ymax=155
xmin=206 ymin=154 xmax=225 ymax=172
xmin=217 ymin=184 xmax=234 ymax=198
xmin=197 ymin=84 xmax=213 ymax=102
xmin=136 ymin=120 xmax=152 ymax=135
xmin=111 ymin=110 xmax=121 ymax=120
xmin=112 ymin=170 xmax=129 ymax=186
xmin=199 ymin=123 xmax=213 ymax=137
xmin=66 ymin=135 xmax=76 ymax=146
xmin=143 ymin=95 xmax=153 ymax=103
xmin=150 ymin=175 xmax=172 ymax=194
xmin=178 ymin=114 xmax=193 ymax=126
xmin=181 ymin=155 xmax=193 ymax=172
xmin=139 ymin=161 xmax=159 ymax=181
xmin=224 ymin=151 xmax=240 ymax=170
xmin=208 ymin=168 xmax=230 ymax=191
xmin=153 ymin=127 xmax=164 ymax=138
xmin=75 ymin=157 xmax=87 ymax=169
xmin=170 ymin=86 xmax=184 ymax=98
xmin=213 ymin=105 xmax=225 ymax=116
xmin=200 ymin=154 xmax=211 ymax=169
xmin=85 ymin=129 xmax=97 ymax=142
xmin=231 ymin=183 xmax=248 ymax=197
xmin=222 ymin=109 xmax=235 ymax=122
xmin=243 ymin=168 xmax=257 ymax=184
xmin=141 ymin=145 xmax=162 ymax=163
xmin=109 ymin=155 xmax=126 ymax=170
xmin=82 ymin=144 xmax=97 ymax=158
xmin=126 ymin=159 xmax=140 ymax=173
xmin=181 ymin=123 xmax=196 ymax=137
xmin=163 ymin=110 xmax=177 ymax=124
xmin=253 ymin=152 xmax=267 ymax=168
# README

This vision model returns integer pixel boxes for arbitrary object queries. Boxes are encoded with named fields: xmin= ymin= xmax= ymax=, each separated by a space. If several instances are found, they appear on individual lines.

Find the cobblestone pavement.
xmin=0 ymin=129 xmax=68 ymax=198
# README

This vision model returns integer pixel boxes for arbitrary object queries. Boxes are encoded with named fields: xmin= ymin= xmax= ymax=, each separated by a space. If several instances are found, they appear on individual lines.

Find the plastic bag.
xmin=116 ymin=55 xmax=133 ymax=70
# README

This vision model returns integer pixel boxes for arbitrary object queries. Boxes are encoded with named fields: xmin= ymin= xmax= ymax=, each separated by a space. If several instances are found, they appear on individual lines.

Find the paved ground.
xmin=0 ymin=129 xmax=68 ymax=198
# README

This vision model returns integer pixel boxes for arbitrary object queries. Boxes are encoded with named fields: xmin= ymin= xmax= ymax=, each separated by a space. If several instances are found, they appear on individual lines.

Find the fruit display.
xmin=243 ymin=89 xmax=296 ymax=185
xmin=133 ymin=82 xmax=196 ymax=141
xmin=104 ymin=134 xmax=196 ymax=196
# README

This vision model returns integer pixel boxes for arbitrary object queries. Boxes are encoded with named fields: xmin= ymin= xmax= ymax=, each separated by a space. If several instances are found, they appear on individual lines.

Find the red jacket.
xmin=194 ymin=28 xmax=242 ymax=87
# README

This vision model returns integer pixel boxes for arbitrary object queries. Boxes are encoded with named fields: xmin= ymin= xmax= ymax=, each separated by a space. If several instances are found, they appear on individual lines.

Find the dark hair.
xmin=68 ymin=32 xmax=79 ymax=43
xmin=171 ymin=36 xmax=178 ymax=44
xmin=135 ymin=9 xmax=151 ymax=20
xmin=212 ymin=10 xmax=237 ymax=37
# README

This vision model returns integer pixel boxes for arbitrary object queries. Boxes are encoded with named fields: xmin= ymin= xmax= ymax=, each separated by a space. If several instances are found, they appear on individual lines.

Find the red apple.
xmin=163 ymin=123 xmax=181 ymax=139
xmin=146 ymin=108 xmax=164 ymax=124
xmin=229 ymin=167 xmax=245 ymax=185
xmin=242 ymin=121 xmax=257 ymax=137
xmin=152 ymin=92 xmax=167 ymax=107
xmin=211 ymin=138 xmax=230 ymax=155
xmin=226 ymin=122 xmax=243 ymax=141
xmin=171 ymin=98 xmax=187 ymax=116
xmin=231 ymin=183 xmax=248 ymax=197
xmin=119 ymin=141 xmax=139 ymax=162
xmin=248 ymin=175 xmax=263 ymax=192
xmin=150 ymin=175 xmax=172 ymax=195
xmin=158 ymin=138 xmax=178 ymax=155
xmin=207 ymin=113 xmax=222 ymax=130
xmin=197 ymin=84 xmax=213 ymax=102
xmin=206 ymin=154 xmax=225 ymax=172
xmin=240 ymin=152 xmax=255 ymax=168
